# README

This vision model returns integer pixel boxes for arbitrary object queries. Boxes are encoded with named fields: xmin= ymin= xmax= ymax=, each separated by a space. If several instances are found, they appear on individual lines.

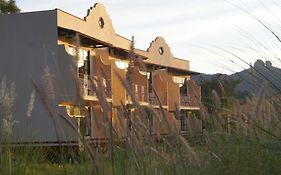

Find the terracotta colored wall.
xmin=187 ymin=80 xmax=201 ymax=107
xmin=153 ymin=73 xmax=167 ymax=105
xmin=91 ymin=107 xmax=110 ymax=139
xmin=93 ymin=52 xmax=111 ymax=79
xmin=167 ymin=75 xmax=180 ymax=111
xmin=111 ymin=63 xmax=126 ymax=106
xmin=132 ymin=68 xmax=148 ymax=102
xmin=112 ymin=108 xmax=127 ymax=138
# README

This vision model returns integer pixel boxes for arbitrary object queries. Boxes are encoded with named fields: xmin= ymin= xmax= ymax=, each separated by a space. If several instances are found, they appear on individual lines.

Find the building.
xmin=0 ymin=3 xmax=201 ymax=145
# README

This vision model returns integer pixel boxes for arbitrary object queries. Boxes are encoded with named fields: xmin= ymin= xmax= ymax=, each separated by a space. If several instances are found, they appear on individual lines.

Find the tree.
xmin=199 ymin=74 xmax=241 ymax=113
xmin=0 ymin=0 xmax=20 ymax=14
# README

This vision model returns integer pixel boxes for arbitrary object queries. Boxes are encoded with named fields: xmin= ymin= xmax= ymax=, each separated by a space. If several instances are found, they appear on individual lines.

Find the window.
xmin=80 ymin=117 xmax=91 ymax=137
xmin=181 ymin=117 xmax=188 ymax=131
xmin=99 ymin=17 xmax=105 ymax=29
xmin=159 ymin=47 xmax=164 ymax=55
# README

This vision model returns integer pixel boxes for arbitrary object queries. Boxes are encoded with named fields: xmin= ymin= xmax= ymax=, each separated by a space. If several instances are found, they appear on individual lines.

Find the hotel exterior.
xmin=0 ymin=3 xmax=201 ymax=145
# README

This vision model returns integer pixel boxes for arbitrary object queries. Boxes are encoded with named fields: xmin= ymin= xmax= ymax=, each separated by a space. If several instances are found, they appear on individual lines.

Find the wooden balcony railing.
xmin=126 ymin=84 xmax=148 ymax=104
xmin=180 ymin=96 xmax=189 ymax=107
xmin=148 ymin=93 xmax=167 ymax=106
xmin=186 ymin=80 xmax=201 ymax=107
xmin=149 ymin=94 xmax=158 ymax=105
xmin=180 ymin=94 xmax=201 ymax=108
xmin=79 ymin=74 xmax=95 ymax=97
xmin=79 ymin=74 xmax=111 ymax=99
xmin=78 ymin=74 xmax=200 ymax=110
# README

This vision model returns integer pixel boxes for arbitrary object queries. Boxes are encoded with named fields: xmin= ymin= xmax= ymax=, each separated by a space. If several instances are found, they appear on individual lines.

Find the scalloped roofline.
xmin=55 ymin=3 xmax=195 ymax=71
xmin=12 ymin=7 xmax=192 ymax=67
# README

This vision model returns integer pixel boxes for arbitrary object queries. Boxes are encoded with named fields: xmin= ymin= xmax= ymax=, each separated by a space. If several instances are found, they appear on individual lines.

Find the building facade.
xmin=0 ymin=3 xmax=201 ymax=145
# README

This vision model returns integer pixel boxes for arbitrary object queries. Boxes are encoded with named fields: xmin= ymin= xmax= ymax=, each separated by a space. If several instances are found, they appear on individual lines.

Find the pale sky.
xmin=17 ymin=0 xmax=281 ymax=74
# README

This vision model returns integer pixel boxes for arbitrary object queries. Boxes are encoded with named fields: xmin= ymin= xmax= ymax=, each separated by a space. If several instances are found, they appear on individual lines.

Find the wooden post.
xmin=77 ymin=117 xmax=84 ymax=151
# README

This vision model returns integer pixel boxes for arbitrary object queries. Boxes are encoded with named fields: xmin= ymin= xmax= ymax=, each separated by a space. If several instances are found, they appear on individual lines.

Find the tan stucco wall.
xmin=145 ymin=37 xmax=190 ymax=71
xmin=56 ymin=3 xmax=193 ymax=74
xmin=57 ymin=4 xmax=131 ymax=51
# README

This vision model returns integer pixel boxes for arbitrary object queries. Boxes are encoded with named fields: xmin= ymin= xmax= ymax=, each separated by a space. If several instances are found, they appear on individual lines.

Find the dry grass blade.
xmin=218 ymin=80 xmax=226 ymax=95
xmin=254 ymin=84 xmax=266 ymax=119
xmin=26 ymin=90 xmax=35 ymax=118
xmin=179 ymin=135 xmax=201 ymax=167
xmin=151 ymin=88 xmax=172 ymax=133
xmin=114 ymin=70 xmax=146 ymax=119
xmin=31 ymin=80 xmax=55 ymax=118
xmin=147 ymin=146 xmax=170 ymax=163
xmin=41 ymin=65 xmax=55 ymax=100
xmin=211 ymin=90 xmax=221 ymax=107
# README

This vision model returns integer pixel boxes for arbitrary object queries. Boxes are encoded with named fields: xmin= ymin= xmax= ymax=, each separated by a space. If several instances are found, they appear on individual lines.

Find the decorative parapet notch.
xmin=146 ymin=37 xmax=173 ymax=66
xmin=84 ymin=3 xmax=115 ymax=39
xmin=145 ymin=37 xmax=189 ymax=71
xmin=57 ymin=3 xmax=116 ymax=45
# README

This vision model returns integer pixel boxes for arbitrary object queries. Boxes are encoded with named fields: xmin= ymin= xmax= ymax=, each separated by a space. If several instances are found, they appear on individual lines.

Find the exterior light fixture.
xmin=173 ymin=76 xmax=185 ymax=84
xmin=115 ymin=60 xmax=129 ymax=69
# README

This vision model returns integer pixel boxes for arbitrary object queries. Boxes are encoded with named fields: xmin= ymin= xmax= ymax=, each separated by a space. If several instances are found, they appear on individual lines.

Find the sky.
xmin=16 ymin=0 xmax=281 ymax=74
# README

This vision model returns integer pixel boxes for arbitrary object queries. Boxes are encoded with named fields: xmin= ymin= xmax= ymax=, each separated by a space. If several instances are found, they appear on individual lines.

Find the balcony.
xmin=134 ymin=84 xmax=147 ymax=102
xmin=77 ymin=74 xmax=200 ymax=111
xmin=180 ymin=80 xmax=201 ymax=110
xmin=126 ymin=84 xmax=149 ymax=107
xmin=180 ymin=95 xmax=199 ymax=108
xmin=180 ymin=95 xmax=189 ymax=107
xmin=79 ymin=74 xmax=112 ymax=101
xmin=148 ymin=93 xmax=168 ymax=109
xmin=149 ymin=93 xmax=158 ymax=105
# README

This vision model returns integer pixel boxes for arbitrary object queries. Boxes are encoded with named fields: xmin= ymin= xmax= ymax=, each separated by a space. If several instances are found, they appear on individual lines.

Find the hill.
xmin=193 ymin=60 xmax=281 ymax=96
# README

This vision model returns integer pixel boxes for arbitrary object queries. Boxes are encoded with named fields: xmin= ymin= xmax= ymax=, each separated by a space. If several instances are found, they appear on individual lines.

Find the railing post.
xmin=84 ymin=74 xmax=88 ymax=96
xmin=77 ymin=117 xmax=84 ymax=151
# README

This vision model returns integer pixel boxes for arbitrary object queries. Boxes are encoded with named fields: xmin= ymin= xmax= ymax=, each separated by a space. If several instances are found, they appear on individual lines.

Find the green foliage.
xmin=0 ymin=0 xmax=20 ymax=14
xmin=199 ymin=75 xmax=241 ymax=113
xmin=200 ymin=133 xmax=281 ymax=175
xmin=236 ymin=90 xmax=252 ymax=104
xmin=1 ymin=132 xmax=281 ymax=175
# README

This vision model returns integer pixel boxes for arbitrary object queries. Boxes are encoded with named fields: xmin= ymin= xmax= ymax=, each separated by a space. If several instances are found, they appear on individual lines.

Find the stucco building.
xmin=0 ymin=3 xmax=201 ymax=145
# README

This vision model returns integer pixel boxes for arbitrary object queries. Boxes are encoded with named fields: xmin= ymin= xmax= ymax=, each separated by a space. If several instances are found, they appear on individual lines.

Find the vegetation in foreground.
xmin=1 ymin=52 xmax=281 ymax=175
xmin=1 ymin=92 xmax=281 ymax=175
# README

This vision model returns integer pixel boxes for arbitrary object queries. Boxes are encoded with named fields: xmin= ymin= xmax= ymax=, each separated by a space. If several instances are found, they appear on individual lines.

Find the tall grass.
xmin=2 ymin=53 xmax=281 ymax=175
xmin=1 ymin=73 xmax=281 ymax=175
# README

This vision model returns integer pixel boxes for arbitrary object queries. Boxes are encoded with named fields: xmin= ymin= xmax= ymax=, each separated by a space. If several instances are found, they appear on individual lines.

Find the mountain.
xmin=192 ymin=60 xmax=281 ymax=96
